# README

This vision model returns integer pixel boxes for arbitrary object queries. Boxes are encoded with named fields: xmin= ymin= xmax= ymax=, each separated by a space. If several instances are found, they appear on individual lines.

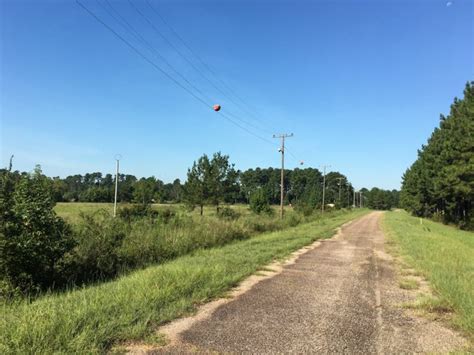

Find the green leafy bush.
xmin=249 ymin=189 xmax=272 ymax=215
xmin=118 ymin=204 xmax=158 ymax=222
xmin=0 ymin=166 xmax=74 ymax=295
xmin=217 ymin=206 xmax=241 ymax=220
xmin=64 ymin=211 xmax=128 ymax=283
xmin=294 ymin=201 xmax=315 ymax=216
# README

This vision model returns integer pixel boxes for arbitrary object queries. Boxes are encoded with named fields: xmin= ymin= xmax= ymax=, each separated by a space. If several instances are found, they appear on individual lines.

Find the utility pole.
xmin=113 ymin=154 xmax=121 ymax=218
xmin=8 ymin=155 xmax=14 ymax=171
xmin=273 ymin=133 xmax=293 ymax=219
xmin=360 ymin=191 xmax=363 ymax=208
xmin=353 ymin=189 xmax=356 ymax=208
xmin=336 ymin=177 xmax=344 ymax=205
xmin=320 ymin=165 xmax=331 ymax=213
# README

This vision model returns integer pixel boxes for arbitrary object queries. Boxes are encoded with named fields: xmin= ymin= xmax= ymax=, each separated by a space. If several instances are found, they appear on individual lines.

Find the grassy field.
xmin=383 ymin=211 xmax=474 ymax=338
xmin=1 ymin=208 xmax=368 ymax=354
xmin=54 ymin=202 xmax=116 ymax=223
xmin=54 ymin=202 xmax=283 ymax=223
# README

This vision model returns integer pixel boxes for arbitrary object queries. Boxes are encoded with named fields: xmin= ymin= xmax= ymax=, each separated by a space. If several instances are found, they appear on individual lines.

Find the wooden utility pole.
xmin=336 ymin=177 xmax=344 ymax=205
xmin=320 ymin=165 xmax=331 ymax=213
xmin=113 ymin=154 xmax=121 ymax=218
xmin=273 ymin=133 xmax=293 ymax=219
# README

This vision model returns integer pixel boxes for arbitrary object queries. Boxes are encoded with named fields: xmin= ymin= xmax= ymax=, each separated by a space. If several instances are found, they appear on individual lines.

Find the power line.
xmin=224 ymin=110 xmax=274 ymax=135
xmin=220 ymin=112 xmax=276 ymax=146
xmin=284 ymin=145 xmax=301 ymax=163
xmin=76 ymin=0 xmax=278 ymax=148
xmin=102 ymin=0 xmax=273 ymax=137
xmin=128 ymin=0 xmax=244 ymax=117
xmin=76 ymin=0 xmax=210 ymax=109
xmin=99 ymin=1 xmax=276 ymax=143
xmin=145 ymin=0 xmax=275 ymax=128
xmin=98 ymin=0 xmax=214 ymax=104
xmin=130 ymin=0 xmax=273 ymax=133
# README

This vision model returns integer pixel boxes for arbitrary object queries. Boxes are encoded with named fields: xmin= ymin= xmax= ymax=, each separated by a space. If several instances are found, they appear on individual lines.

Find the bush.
xmin=249 ymin=189 xmax=272 ymax=214
xmin=217 ymin=206 xmax=241 ymax=220
xmin=294 ymin=202 xmax=315 ymax=216
xmin=64 ymin=211 xmax=128 ymax=283
xmin=157 ymin=208 xmax=176 ymax=223
xmin=118 ymin=204 xmax=158 ymax=222
xmin=0 ymin=166 xmax=74 ymax=295
xmin=286 ymin=213 xmax=302 ymax=227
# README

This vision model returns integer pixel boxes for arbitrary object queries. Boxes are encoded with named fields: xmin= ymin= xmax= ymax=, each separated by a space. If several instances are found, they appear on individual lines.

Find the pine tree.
xmin=401 ymin=82 xmax=474 ymax=229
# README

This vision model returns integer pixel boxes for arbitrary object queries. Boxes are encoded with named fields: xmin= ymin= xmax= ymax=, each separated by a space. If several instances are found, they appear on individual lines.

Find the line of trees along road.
xmin=360 ymin=188 xmax=400 ymax=210
xmin=401 ymin=82 xmax=474 ymax=230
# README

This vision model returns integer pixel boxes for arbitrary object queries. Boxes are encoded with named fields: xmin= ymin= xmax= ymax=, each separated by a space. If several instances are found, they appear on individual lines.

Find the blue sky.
xmin=1 ymin=0 xmax=473 ymax=190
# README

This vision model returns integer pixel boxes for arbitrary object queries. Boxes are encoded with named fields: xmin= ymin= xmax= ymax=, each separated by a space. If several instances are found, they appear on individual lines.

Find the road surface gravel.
xmin=148 ymin=211 xmax=466 ymax=353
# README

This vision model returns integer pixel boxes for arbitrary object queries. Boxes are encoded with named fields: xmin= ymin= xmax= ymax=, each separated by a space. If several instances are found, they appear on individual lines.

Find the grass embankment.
xmin=1 ymin=209 xmax=368 ymax=353
xmin=383 ymin=211 xmax=474 ymax=338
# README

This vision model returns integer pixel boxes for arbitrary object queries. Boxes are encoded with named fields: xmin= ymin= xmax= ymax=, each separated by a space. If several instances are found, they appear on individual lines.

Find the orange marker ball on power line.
xmin=213 ymin=104 xmax=221 ymax=112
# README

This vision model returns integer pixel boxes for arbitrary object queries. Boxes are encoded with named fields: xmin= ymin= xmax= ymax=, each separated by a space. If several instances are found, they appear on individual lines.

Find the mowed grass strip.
xmin=1 ymin=209 xmax=369 ymax=354
xmin=383 ymin=211 xmax=474 ymax=336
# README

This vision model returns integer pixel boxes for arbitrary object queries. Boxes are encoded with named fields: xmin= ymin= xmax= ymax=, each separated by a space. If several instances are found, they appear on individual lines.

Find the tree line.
xmin=360 ymin=187 xmax=400 ymax=210
xmin=3 ymin=152 xmax=363 ymax=211
xmin=400 ymin=82 xmax=473 ymax=230
xmin=2 ymin=152 xmax=402 ymax=214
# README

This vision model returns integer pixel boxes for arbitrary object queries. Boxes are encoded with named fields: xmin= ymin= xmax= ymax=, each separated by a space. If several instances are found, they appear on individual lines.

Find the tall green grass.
xmin=383 ymin=211 xmax=474 ymax=336
xmin=54 ymin=205 xmax=317 ymax=287
xmin=0 ymin=209 xmax=368 ymax=354
xmin=54 ymin=203 xmax=269 ymax=223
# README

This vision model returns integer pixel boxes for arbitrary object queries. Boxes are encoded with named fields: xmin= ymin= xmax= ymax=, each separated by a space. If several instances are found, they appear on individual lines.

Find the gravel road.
xmin=150 ymin=211 xmax=466 ymax=354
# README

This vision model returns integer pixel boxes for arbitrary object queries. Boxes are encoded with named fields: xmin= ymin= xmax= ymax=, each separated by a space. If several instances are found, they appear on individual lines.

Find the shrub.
xmin=0 ymin=166 xmax=74 ymax=295
xmin=157 ymin=208 xmax=176 ymax=223
xmin=286 ymin=213 xmax=302 ymax=227
xmin=294 ymin=201 xmax=315 ymax=216
xmin=118 ymin=204 xmax=158 ymax=222
xmin=217 ymin=206 xmax=241 ymax=220
xmin=249 ymin=189 xmax=272 ymax=214
xmin=65 ymin=211 xmax=128 ymax=283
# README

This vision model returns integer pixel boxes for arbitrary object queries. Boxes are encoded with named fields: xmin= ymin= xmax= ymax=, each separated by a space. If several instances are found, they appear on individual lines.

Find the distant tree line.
xmin=2 ymin=153 xmax=361 ymax=211
xmin=360 ymin=187 xmax=400 ymax=210
xmin=400 ymin=82 xmax=473 ymax=230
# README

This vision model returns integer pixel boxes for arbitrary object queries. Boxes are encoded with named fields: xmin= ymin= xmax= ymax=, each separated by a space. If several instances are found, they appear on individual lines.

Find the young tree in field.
xmin=184 ymin=152 xmax=238 ymax=215
xmin=170 ymin=178 xmax=183 ymax=202
xmin=184 ymin=155 xmax=210 ymax=215
xmin=249 ymin=188 xmax=272 ymax=214
xmin=206 ymin=152 xmax=239 ymax=210
xmin=133 ymin=177 xmax=156 ymax=205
